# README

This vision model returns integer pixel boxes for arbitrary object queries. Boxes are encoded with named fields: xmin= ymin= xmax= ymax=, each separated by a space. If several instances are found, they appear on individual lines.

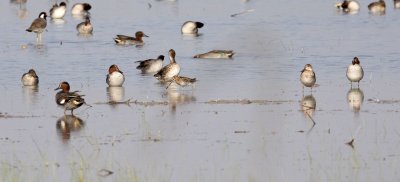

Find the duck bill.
xmin=54 ymin=87 xmax=60 ymax=91
xmin=143 ymin=34 xmax=149 ymax=37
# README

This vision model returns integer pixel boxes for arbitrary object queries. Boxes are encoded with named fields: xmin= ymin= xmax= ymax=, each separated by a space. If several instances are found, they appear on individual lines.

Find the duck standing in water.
xmin=26 ymin=12 xmax=47 ymax=44
xmin=300 ymin=64 xmax=316 ymax=92
xmin=21 ymin=69 xmax=39 ymax=86
xmin=346 ymin=57 xmax=364 ymax=88
xmin=55 ymin=81 xmax=88 ymax=115
xmin=113 ymin=31 xmax=149 ymax=45
xmin=154 ymin=49 xmax=180 ymax=82
xmin=106 ymin=64 xmax=125 ymax=87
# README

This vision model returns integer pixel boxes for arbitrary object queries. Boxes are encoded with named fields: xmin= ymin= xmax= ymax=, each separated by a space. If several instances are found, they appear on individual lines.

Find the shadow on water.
xmin=56 ymin=115 xmax=84 ymax=142
xmin=347 ymin=87 xmax=364 ymax=114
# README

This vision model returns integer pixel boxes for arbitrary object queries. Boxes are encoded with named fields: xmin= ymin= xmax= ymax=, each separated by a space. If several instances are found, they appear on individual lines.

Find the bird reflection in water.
xmin=164 ymin=88 xmax=196 ymax=115
xmin=22 ymin=85 xmax=39 ymax=106
xmin=107 ymin=87 xmax=125 ymax=108
xmin=347 ymin=88 xmax=364 ymax=113
xmin=10 ymin=0 xmax=28 ymax=19
xmin=50 ymin=18 xmax=66 ymax=25
xmin=56 ymin=115 xmax=84 ymax=142
xmin=300 ymin=94 xmax=316 ymax=132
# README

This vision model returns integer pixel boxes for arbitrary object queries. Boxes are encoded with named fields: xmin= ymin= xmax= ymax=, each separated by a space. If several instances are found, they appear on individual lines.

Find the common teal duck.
xmin=21 ymin=69 xmax=39 ymax=86
xmin=113 ymin=31 xmax=149 ymax=45
xmin=154 ymin=49 xmax=180 ymax=82
xmin=50 ymin=2 xmax=67 ymax=19
xmin=26 ymin=12 xmax=47 ymax=44
xmin=76 ymin=18 xmax=93 ymax=34
xmin=71 ymin=3 xmax=91 ymax=15
xmin=55 ymin=81 xmax=81 ymax=105
xmin=181 ymin=21 xmax=204 ymax=34
xmin=368 ymin=0 xmax=385 ymax=14
xmin=300 ymin=64 xmax=316 ymax=92
xmin=135 ymin=55 xmax=165 ymax=74
xmin=193 ymin=50 xmax=234 ymax=59
xmin=336 ymin=0 xmax=360 ymax=12
xmin=106 ymin=64 xmax=125 ymax=87
xmin=55 ymin=81 xmax=87 ymax=114
xmin=346 ymin=57 xmax=364 ymax=88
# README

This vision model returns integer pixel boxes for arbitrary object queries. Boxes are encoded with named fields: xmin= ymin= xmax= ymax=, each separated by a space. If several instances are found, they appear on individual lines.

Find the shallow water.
xmin=2 ymin=0 xmax=400 ymax=181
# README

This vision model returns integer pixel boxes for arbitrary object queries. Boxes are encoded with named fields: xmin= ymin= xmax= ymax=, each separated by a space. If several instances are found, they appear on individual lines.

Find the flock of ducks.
xmin=22 ymin=2 xmax=235 ymax=115
xmin=336 ymin=0 xmax=399 ymax=14
xmin=21 ymin=1 xmax=368 ymax=115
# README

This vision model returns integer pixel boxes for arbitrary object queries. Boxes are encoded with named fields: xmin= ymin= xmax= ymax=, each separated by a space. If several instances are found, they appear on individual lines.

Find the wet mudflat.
xmin=1 ymin=0 xmax=400 ymax=181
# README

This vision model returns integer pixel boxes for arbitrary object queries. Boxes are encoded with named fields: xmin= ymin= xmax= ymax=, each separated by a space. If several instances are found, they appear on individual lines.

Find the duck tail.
xmin=113 ymin=38 xmax=121 ymax=44
xmin=26 ymin=28 xmax=32 ymax=32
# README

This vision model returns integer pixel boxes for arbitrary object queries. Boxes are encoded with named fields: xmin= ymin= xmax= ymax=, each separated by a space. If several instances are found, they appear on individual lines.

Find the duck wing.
xmin=115 ymin=35 xmax=134 ymax=40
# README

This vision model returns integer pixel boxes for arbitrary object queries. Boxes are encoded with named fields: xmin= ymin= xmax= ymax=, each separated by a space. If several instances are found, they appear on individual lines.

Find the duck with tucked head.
xmin=113 ymin=31 xmax=149 ymax=45
xmin=50 ymin=2 xmax=67 ymax=19
xmin=21 ymin=69 xmax=39 ymax=86
xmin=76 ymin=17 xmax=93 ymax=34
xmin=26 ymin=12 xmax=47 ymax=44
xmin=346 ymin=57 xmax=364 ymax=88
xmin=154 ymin=49 xmax=180 ymax=82
xmin=71 ymin=3 xmax=91 ymax=15
xmin=181 ymin=21 xmax=204 ymax=34
xmin=135 ymin=55 xmax=165 ymax=74
xmin=106 ymin=64 xmax=125 ymax=87
xmin=300 ymin=64 xmax=316 ymax=92
xmin=368 ymin=0 xmax=386 ymax=14
xmin=335 ymin=0 xmax=360 ymax=13
xmin=193 ymin=50 xmax=234 ymax=59
xmin=55 ymin=81 xmax=87 ymax=115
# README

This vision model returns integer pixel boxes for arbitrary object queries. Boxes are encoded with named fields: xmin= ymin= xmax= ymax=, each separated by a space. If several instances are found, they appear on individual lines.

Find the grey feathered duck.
xmin=154 ymin=49 xmax=180 ymax=82
xmin=193 ymin=50 xmax=234 ymax=59
xmin=26 ymin=12 xmax=47 ymax=44
xmin=21 ymin=69 xmax=39 ymax=86
xmin=135 ymin=55 xmax=165 ymax=74
xmin=76 ymin=18 xmax=93 ymax=34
